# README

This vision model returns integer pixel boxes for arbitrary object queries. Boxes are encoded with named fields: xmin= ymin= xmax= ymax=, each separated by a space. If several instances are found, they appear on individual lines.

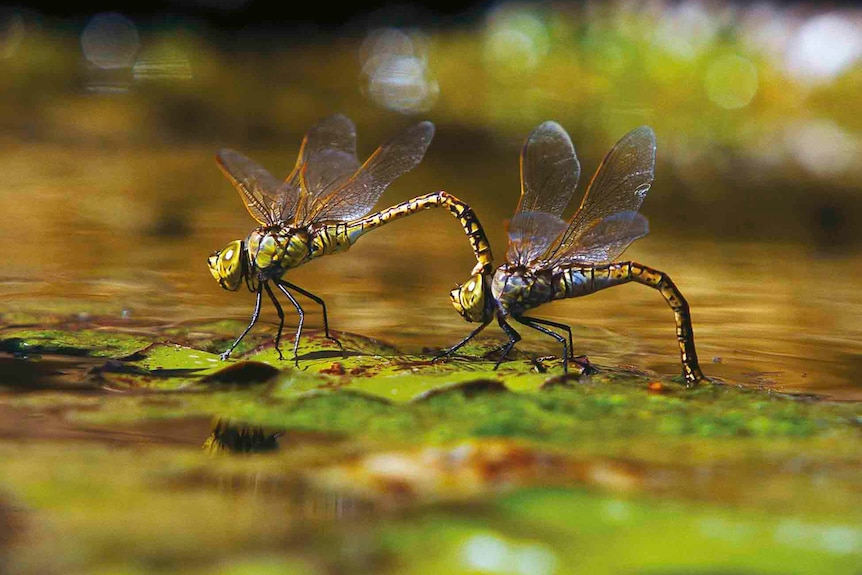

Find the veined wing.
xmin=542 ymin=126 xmax=656 ymax=265
xmin=280 ymin=114 xmax=360 ymax=224
xmin=216 ymin=116 xmax=360 ymax=226
xmin=506 ymin=211 xmax=568 ymax=267
xmin=561 ymin=211 xmax=649 ymax=264
xmin=216 ymin=149 xmax=283 ymax=226
xmin=506 ymin=121 xmax=580 ymax=266
xmin=301 ymin=121 xmax=435 ymax=223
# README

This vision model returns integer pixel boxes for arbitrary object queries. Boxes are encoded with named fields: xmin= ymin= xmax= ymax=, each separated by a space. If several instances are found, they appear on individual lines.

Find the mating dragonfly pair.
xmin=208 ymin=115 xmax=704 ymax=385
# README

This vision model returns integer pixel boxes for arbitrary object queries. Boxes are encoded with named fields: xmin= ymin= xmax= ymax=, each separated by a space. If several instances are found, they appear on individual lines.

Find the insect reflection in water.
xmin=445 ymin=121 xmax=704 ymax=385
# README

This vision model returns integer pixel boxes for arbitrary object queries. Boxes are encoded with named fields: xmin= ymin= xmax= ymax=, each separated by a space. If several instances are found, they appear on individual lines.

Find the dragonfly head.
xmin=450 ymin=273 xmax=493 ymax=323
xmin=208 ymin=239 xmax=247 ymax=291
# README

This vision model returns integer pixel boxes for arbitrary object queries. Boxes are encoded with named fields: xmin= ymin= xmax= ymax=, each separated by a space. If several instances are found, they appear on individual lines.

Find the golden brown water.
xmin=2 ymin=138 xmax=860 ymax=400
xmin=1 ymin=12 xmax=861 ymax=400
xmin=0 ymin=9 xmax=860 ymax=574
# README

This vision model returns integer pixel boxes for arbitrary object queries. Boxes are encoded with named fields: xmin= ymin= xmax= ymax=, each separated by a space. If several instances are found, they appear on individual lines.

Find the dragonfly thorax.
xmin=246 ymin=226 xmax=310 ymax=279
xmin=492 ymin=264 xmax=555 ymax=316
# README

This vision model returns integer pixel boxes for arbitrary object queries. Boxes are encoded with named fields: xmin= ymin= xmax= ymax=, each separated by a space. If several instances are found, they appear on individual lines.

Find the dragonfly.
xmin=443 ymin=121 xmax=704 ymax=385
xmin=208 ymin=114 xmax=493 ymax=362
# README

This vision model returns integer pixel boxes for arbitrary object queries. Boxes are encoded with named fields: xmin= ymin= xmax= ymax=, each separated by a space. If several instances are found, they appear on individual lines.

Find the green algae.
xmin=2 ymin=326 xmax=858 ymax=445
xmin=0 ymin=324 xmax=859 ymax=575
xmin=0 ymin=328 xmax=151 ymax=358
xmin=377 ymin=488 xmax=862 ymax=575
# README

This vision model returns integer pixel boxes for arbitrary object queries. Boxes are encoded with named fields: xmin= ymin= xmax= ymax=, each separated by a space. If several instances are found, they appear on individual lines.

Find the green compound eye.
xmin=208 ymin=240 xmax=244 ymax=291
xmin=450 ymin=273 xmax=489 ymax=323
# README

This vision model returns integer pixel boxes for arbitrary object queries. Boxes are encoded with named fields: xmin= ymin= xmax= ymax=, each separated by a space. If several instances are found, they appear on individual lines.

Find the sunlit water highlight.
xmin=0 ymin=143 xmax=859 ymax=400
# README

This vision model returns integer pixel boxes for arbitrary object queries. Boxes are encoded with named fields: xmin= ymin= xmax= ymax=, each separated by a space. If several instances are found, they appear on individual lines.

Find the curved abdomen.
xmin=339 ymin=191 xmax=493 ymax=274
xmin=246 ymin=191 xmax=494 ymax=280
xmin=555 ymin=262 xmax=703 ymax=385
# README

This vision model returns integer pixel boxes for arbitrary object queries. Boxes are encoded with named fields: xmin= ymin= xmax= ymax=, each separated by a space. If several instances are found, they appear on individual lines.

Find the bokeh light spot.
xmin=360 ymin=28 xmax=437 ymax=113
xmin=704 ymin=54 xmax=758 ymax=109
xmin=652 ymin=1 xmax=722 ymax=60
xmin=483 ymin=6 xmax=549 ymax=77
xmin=784 ymin=12 xmax=862 ymax=83
xmin=785 ymin=120 xmax=860 ymax=178
xmin=81 ymin=12 xmax=140 ymax=69
xmin=460 ymin=532 xmax=558 ymax=575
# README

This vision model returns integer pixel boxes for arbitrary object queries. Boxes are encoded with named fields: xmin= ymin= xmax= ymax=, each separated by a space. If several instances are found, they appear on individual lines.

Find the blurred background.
xmin=0 ymin=0 xmax=861 ymax=398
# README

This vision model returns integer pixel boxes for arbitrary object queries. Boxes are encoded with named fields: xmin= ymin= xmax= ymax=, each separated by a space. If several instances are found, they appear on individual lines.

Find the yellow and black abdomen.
xmin=308 ymin=222 xmax=353 ymax=259
xmin=555 ymin=261 xmax=703 ymax=384
xmin=344 ymin=192 xmax=494 ymax=275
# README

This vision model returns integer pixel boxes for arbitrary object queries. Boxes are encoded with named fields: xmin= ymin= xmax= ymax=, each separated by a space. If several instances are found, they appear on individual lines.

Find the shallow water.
xmin=1 ymin=143 xmax=860 ymax=400
xmin=0 ymin=13 xmax=860 ymax=572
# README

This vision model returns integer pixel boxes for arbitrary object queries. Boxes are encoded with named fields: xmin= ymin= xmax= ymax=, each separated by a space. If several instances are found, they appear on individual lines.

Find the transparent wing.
xmin=506 ymin=211 xmax=568 ymax=266
xmin=215 ymin=148 xmax=282 ymax=226
xmin=506 ymin=121 xmax=580 ymax=266
xmin=292 ymin=148 xmax=361 ymax=223
xmin=517 ymin=121 xmax=580 ymax=217
xmin=542 ymin=126 xmax=656 ymax=265
xmin=560 ymin=212 xmax=649 ymax=265
xmin=303 ymin=121 xmax=435 ymax=223
xmin=279 ymin=114 xmax=359 ymax=224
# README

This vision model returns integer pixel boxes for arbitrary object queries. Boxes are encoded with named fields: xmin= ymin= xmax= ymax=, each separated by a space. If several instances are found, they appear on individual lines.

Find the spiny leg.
xmin=275 ymin=282 xmax=304 ymax=367
xmin=263 ymin=283 xmax=285 ymax=360
xmin=276 ymin=279 xmax=343 ymax=351
xmin=435 ymin=319 xmax=492 ymax=360
xmin=493 ymin=316 xmax=521 ymax=370
xmin=518 ymin=315 xmax=575 ymax=359
xmin=514 ymin=315 xmax=569 ymax=373
xmin=221 ymin=287 xmax=263 ymax=361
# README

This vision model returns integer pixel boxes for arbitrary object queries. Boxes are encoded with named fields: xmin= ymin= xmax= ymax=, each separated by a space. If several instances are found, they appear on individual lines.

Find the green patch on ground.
xmin=2 ymin=326 xmax=858 ymax=444
xmin=0 ymin=324 xmax=859 ymax=575
xmin=0 ymin=328 xmax=151 ymax=358
xmin=378 ymin=488 xmax=862 ymax=575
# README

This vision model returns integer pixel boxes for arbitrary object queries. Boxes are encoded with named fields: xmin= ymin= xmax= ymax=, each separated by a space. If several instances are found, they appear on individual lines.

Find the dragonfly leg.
xmin=514 ymin=316 xmax=569 ymax=373
xmin=518 ymin=316 xmax=575 ymax=360
xmin=276 ymin=279 xmax=343 ymax=352
xmin=221 ymin=287 xmax=263 ymax=361
xmin=434 ymin=319 xmax=492 ymax=360
xmin=275 ymin=282 xmax=304 ymax=367
xmin=493 ymin=316 xmax=521 ymax=370
xmin=263 ymin=283 xmax=285 ymax=361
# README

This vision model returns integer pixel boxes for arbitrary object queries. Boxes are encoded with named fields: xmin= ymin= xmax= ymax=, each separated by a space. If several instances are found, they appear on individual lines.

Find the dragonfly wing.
xmin=280 ymin=114 xmax=359 ymax=224
xmin=297 ymin=113 xmax=358 ymax=162
xmin=516 ymin=120 xmax=580 ymax=218
xmin=561 ymin=212 xmax=649 ymax=265
xmin=542 ymin=126 xmax=656 ymax=264
xmin=506 ymin=211 xmax=568 ymax=266
xmin=295 ymin=148 xmax=361 ymax=221
xmin=506 ymin=121 xmax=580 ymax=266
xmin=216 ymin=148 xmax=282 ymax=226
xmin=306 ymin=121 xmax=435 ymax=222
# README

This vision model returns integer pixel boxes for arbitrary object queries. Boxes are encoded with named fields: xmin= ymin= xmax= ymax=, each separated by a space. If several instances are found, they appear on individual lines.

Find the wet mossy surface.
xmin=0 ymin=322 xmax=859 ymax=574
